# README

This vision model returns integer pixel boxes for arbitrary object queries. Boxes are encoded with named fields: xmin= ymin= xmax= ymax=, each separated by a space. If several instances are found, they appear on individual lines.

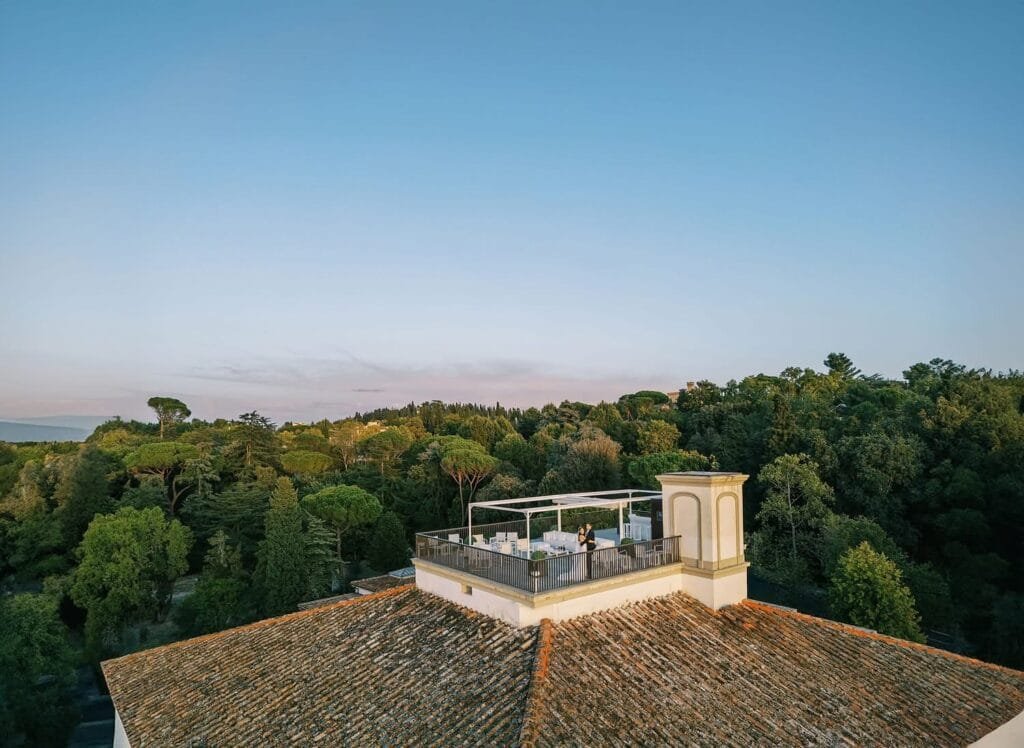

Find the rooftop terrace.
xmin=416 ymin=489 xmax=684 ymax=595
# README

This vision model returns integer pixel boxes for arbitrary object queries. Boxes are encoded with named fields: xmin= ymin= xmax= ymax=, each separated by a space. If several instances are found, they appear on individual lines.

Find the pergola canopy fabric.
xmin=467 ymin=489 xmax=661 ymax=542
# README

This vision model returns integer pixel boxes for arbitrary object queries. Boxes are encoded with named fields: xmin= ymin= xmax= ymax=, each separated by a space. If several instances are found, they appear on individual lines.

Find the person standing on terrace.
xmin=585 ymin=523 xmax=596 ymax=578
xmin=576 ymin=526 xmax=587 ymax=578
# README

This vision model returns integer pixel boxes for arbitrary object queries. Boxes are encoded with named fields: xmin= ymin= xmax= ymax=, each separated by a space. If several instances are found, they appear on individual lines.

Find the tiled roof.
xmin=351 ymin=573 xmax=413 ymax=593
xmin=529 ymin=596 xmax=1024 ymax=747
xmin=297 ymin=592 xmax=359 ymax=610
xmin=104 ymin=589 xmax=1024 ymax=747
xmin=102 ymin=586 xmax=538 ymax=747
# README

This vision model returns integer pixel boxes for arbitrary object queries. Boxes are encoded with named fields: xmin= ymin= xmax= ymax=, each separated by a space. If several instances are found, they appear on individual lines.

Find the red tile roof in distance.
xmin=351 ymin=573 xmax=412 ymax=593
xmin=103 ymin=588 xmax=1024 ymax=746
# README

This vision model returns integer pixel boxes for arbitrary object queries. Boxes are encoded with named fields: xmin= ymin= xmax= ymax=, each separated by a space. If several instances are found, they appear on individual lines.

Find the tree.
xmin=56 ymin=445 xmax=113 ymax=548
xmin=300 ymin=484 xmax=382 ymax=562
xmin=358 ymin=427 xmax=414 ymax=474
xmin=173 ymin=530 xmax=252 ymax=637
xmin=147 ymin=396 xmax=191 ymax=439
xmin=636 ymin=420 xmax=682 ymax=455
xmin=329 ymin=420 xmax=382 ymax=470
xmin=902 ymin=562 xmax=955 ymax=632
xmin=626 ymin=450 xmax=714 ymax=490
xmin=475 ymin=473 xmax=533 ymax=502
xmin=541 ymin=428 xmax=621 ymax=494
xmin=231 ymin=412 xmax=280 ymax=470
xmin=586 ymin=402 xmax=626 ymax=442
xmin=7 ymin=508 xmax=66 ymax=581
xmin=280 ymin=449 xmax=334 ymax=476
xmin=181 ymin=481 xmax=270 ymax=568
xmin=71 ymin=506 xmax=193 ymax=656
xmin=819 ymin=514 xmax=905 ymax=578
xmin=492 ymin=432 xmax=545 ymax=481
xmin=833 ymin=429 xmax=922 ymax=538
xmin=176 ymin=455 xmax=220 ymax=504
xmin=124 ymin=441 xmax=200 ymax=513
xmin=766 ymin=393 xmax=799 ymax=456
xmin=749 ymin=454 xmax=834 ymax=584
xmin=989 ymin=593 xmax=1024 ymax=668
xmin=120 ymin=476 xmax=167 ymax=510
xmin=303 ymin=514 xmax=337 ymax=597
xmin=440 ymin=447 xmax=498 ymax=524
xmin=0 ymin=593 xmax=78 ymax=746
xmin=255 ymin=478 xmax=308 ymax=616
xmin=617 ymin=391 xmax=671 ymax=420
xmin=829 ymin=542 xmax=925 ymax=643
xmin=367 ymin=511 xmax=410 ymax=572
xmin=174 ymin=576 xmax=249 ymax=637
xmin=824 ymin=352 xmax=861 ymax=381
xmin=0 ymin=458 xmax=46 ymax=519
xmin=458 ymin=415 xmax=515 ymax=452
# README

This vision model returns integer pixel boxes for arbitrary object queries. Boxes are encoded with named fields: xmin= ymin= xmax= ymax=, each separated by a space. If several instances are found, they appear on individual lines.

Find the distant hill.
xmin=0 ymin=415 xmax=113 ymax=432
xmin=0 ymin=421 xmax=91 ymax=443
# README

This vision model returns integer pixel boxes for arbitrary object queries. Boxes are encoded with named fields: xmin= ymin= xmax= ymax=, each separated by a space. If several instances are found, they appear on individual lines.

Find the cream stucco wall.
xmin=970 ymin=708 xmax=1024 ymax=747
xmin=677 ymin=563 xmax=748 ymax=610
xmin=113 ymin=708 xmax=131 ymax=748
xmin=414 ymin=557 xmax=748 ymax=625
xmin=414 ymin=560 xmax=693 ymax=626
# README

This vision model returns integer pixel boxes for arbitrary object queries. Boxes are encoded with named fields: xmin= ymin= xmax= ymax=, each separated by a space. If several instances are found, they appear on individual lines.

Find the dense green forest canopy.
xmin=1 ymin=354 xmax=1023 ymax=744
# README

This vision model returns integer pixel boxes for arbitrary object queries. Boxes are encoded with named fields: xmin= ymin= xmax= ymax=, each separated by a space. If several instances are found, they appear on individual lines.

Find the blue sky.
xmin=2 ymin=2 xmax=1022 ymax=422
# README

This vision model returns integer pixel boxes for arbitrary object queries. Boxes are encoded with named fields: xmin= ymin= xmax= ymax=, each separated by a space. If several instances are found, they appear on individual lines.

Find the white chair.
xmin=516 ymin=538 xmax=530 ymax=554
xmin=448 ymin=533 xmax=461 ymax=544
xmin=498 ymin=541 xmax=512 ymax=555
xmin=472 ymin=534 xmax=485 ymax=545
xmin=496 ymin=532 xmax=508 ymax=542
xmin=507 ymin=532 xmax=518 ymax=542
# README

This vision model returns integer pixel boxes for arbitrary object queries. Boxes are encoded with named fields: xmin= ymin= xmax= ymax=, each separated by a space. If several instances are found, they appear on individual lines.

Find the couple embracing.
xmin=576 ymin=523 xmax=596 ymax=578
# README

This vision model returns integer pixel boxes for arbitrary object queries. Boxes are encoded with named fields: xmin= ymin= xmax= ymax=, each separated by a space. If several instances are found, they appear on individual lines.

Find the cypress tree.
xmin=58 ymin=446 xmax=112 ymax=548
xmin=367 ymin=511 xmax=410 ymax=573
xmin=255 ymin=478 xmax=307 ymax=616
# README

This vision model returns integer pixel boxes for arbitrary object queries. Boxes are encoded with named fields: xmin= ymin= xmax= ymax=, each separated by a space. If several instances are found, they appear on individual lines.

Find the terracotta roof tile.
xmin=531 ymin=595 xmax=1024 ymax=746
xmin=103 ymin=590 xmax=1024 ymax=746
xmin=351 ymin=574 xmax=413 ymax=593
xmin=103 ymin=586 xmax=537 ymax=746
xmin=297 ymin=593 xmax=360 ymax=610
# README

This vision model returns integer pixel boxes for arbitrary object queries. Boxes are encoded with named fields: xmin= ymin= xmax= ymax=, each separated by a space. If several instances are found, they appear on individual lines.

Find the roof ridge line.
xmin=518 ymin=618 xmax=554 ymax=748
xmin=741 ymin=599 xmax=1024 ymax=677
xmin=102 ymin=583 xmax=415 ymax=671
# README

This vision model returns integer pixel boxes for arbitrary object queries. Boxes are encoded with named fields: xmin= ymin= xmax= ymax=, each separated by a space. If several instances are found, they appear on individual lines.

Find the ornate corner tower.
xmin=657 ymin=471 xmax=750 ymax=610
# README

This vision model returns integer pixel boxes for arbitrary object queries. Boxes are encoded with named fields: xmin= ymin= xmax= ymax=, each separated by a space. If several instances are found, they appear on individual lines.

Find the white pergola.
xmin=467 ymin=489 xmax=661 ymax=544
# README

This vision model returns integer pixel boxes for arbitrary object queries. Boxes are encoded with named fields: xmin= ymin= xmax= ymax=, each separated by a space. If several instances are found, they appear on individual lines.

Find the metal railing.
xmin=415 ymin=532 xmax=684 ymax=594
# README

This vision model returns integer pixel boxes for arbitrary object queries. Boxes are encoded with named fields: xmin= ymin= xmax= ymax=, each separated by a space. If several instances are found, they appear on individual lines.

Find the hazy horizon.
xmin=3 ymin=2 xmax=1021 ymax=424
xmin=0 ymin=351 xmax=1016 ymax=426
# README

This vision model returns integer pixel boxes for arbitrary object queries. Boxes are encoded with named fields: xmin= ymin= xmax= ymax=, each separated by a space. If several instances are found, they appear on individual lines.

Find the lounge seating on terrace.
xmin=434 ymin=527 xmax=649 ymax=561
xmin=416 ymin=489 xmax=686 ymax=593
xmin=417 ymin=527 xmax=682 ymax=595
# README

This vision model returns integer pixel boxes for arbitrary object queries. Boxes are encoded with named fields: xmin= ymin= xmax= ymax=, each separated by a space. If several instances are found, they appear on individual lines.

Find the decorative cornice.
xmin=658 ymin=471 xmax=749 ymax=486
